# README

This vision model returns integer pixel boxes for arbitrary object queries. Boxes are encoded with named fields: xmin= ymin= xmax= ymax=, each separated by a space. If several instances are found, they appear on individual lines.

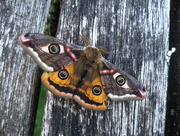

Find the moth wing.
xmin=73 ymin=69 xmax=110 ymax=111
xmin=19 ymin=33 xmax=83 ymax=71
xmin=41 ymin=59 xmax=110 ymax=111
xmin=100 ymin=58 xmax=148 ymax=101
xmin=41 ymin=62 xmax=77 ymax=98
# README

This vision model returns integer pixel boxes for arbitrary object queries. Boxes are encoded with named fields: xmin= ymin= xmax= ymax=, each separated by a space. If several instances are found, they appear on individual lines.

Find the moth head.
xmin=84 ymin=46 xmax=102 ymax=59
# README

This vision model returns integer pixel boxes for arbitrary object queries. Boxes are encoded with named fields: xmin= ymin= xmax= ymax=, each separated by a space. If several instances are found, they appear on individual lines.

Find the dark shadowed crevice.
xmin=165 ymin=0 xmax=180 ymax=135
xmin=44 ymin=0 xmax=61 ymax=36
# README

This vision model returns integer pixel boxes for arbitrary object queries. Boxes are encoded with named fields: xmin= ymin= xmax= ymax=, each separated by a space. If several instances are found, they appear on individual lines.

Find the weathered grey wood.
xmin=41 ymin=0 xmax=170 ymax=136
xmin=0 ymin=0 xmax=51 ymax=135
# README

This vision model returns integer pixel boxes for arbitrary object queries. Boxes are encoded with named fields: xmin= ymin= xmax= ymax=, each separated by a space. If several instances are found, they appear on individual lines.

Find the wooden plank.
xmin=0 ymin=0 xmax=51 ymax=135
xmin=41 ymin=0 xmax=170 ymax=135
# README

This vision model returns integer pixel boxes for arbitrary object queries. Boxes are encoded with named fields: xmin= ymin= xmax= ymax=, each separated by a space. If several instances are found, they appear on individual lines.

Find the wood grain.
xmin=0 ymin=0 xmax=51 ymax=135
xmin=41 ymin=0 xmax=170 ymax=136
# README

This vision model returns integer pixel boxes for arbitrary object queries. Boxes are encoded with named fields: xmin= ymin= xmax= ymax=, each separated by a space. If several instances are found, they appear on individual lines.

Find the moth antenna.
xmin=81 ymin=35 xmax=92 ymax=46
xmin=97 ymin=46 xmax=110 ymax=55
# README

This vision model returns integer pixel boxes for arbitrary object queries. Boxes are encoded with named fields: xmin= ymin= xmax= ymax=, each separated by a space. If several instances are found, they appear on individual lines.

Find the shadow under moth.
xmin=19 ymin=33 xmax=147 ymax=111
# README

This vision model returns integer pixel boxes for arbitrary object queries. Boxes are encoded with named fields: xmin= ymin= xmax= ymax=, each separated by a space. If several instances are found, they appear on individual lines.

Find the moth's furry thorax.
xmin=82 ymin=46 xmax=103 ymax=69
xmin=73 ymin=46 xmax=103 ymax=83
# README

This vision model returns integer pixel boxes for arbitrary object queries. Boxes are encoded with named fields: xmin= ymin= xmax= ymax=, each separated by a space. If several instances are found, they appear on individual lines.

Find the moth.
xmin=19 ymin=33 xmax=147 ymax=111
